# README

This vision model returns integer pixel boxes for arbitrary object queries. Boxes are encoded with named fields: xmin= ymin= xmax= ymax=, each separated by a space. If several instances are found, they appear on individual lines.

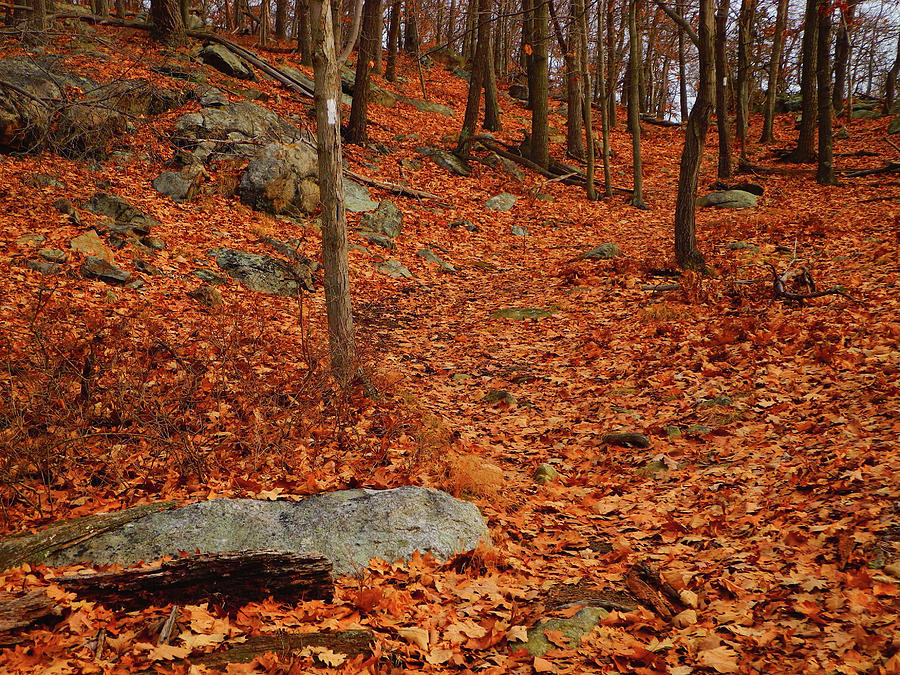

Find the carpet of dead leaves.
xmin=0 ymin=24 xmax=898 ymax=675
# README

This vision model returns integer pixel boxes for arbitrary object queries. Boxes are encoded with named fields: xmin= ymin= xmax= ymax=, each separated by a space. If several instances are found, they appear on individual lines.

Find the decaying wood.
xmin=0 ymin=501 xmax=177 ymax=571
xmin=190 ymin=629 xmax=374 ymax=667
xmin=842 ymin=161 xmax=900 ymax=177
xmin=0 ymin=590 xmax=62 ymax=645
xmin=766 ymin=262 xmax=860 ymax=303
xmin=625 ymin=562 xmax=681 ymax=620
xmin=55 ymin=550 xmax=333 ymax=609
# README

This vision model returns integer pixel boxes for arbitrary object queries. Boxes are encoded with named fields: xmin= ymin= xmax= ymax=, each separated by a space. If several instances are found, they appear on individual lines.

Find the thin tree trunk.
xmin=627 ymin=0 xmax=647 ymax=208
xmin=760 ymin=0 xmax=786 ymax=141
xmin=465 ymin=0 xmax=478 ymax=63
xmin=576 ymin=0 xmax=595 ymax=199
xmin=483 ymin=25 xmax=502 ymax=130
xmin=29 ymin=0 xmax=47 ymax=29
xmin=530 ymin=0 xmax=550 ymax=167
xmin=310 ymin=0 xmax=358 ymax=385
xmin=714 ymin=0 xmax=731 ymax=177
xmin=297 ymin=0 xmax=313 ymax=64
xmin=373 ymin=7 xmax=383 ymax=73
xmin=598 ymin=0 xmax=613 ymax=196
xmin=674 ymin=0 xmax=714 ymax=270
xmin=677 ymin=0 xmax=688 ymax=121
xmin=885 ymin=29 xmax=900 ymax=114
xmin=735 ymin=0 xmax=756 ymax=160
xmin=385 ymin=0 xmax=401 ymax=80
xmin=790 ymin=0 xmax=817 ymax=162
xmin=403 ymin=0 xmax=419 ymax=53
xmin=456 ymin=0 xmax=488 ymax=154
xmin=832 ymin=0 xmax=854 ymax=111
xmin=607 ymin=0 xmax=618 ymax=128
xmin=347 ymin=0 xmax=381 ymax=144
xmin=815 ymin=0 xmax=834 ymax=185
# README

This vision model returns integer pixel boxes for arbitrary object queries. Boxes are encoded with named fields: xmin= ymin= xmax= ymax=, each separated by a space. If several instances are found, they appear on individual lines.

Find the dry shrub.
xmin=443 ymin=453 xmax=505 ymax=499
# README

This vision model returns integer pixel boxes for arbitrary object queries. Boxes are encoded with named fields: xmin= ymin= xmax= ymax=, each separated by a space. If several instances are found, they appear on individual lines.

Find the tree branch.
xmin=650 ymin=0 xmax=699 ymax=47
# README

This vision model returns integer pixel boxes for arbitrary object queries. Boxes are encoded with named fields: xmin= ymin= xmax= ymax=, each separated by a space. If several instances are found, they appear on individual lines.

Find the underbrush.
xmin=0 ymin=287 xmax=458 ymax=530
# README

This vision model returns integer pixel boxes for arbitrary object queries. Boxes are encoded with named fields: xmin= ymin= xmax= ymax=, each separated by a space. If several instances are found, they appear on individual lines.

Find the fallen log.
xmin=0 ymin=501 xmax=177 ymax=571
xmin=842 ymin=161 xmax=900 ymax=178
xmin=0 ymin=590 xmax=62 ymax=646
xmin=344 ymin=169 xmax=443 ymax=202
xmin=55 ymin=550 xmax=333 ymax=609
xmin=640 ymin=115 xmax=680 ymax=127
xmin=190 ymin=629 xmax=374 ymax=667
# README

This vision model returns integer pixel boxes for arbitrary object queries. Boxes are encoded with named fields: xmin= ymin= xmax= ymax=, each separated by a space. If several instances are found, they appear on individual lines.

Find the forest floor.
xmin=0 ymin=23 xmax=898 ymax=674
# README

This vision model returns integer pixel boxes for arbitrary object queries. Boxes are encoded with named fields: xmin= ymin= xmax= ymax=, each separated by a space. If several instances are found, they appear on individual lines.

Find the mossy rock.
xmin=491 ymin=307 xmax=553 ymax=320
xmin=533 ymin=463 xmax=559 ymax=484
xmin=481 ymin=389 xmax=516 ymax=406
xmin=510 ymin=607 xmax=608 ymax=657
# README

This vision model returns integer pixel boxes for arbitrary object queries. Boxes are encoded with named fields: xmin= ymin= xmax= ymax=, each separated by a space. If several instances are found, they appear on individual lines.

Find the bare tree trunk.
xmin=832 ymin=0 xmax=855 ymax=111
xmin=385 ymin=0 xmax=401 ymax=80
xmin=677 ymin=0 xmax=688 ymax=121
xmin=714 ymin=0 xmax=731 ymax=177
xmin=275 ymin=0 xmax=287 ymax=38
xmin=373 ymin=7 xmax=383 ymax=73
xmin=456 ymin=0 xmax=487 ymax=154
xmin=259 ymin=0 xmax=270 ymax=46
xmin=152 ymin=0 xmax=185 ymax=44
xmin=523 ymin=0 xmax=535 ymax=108
xmin=530 ymin=0 xmax=550 ymax=167
xmin=597 ymin=0 xmax=613 ymax=196
xmin=607 ymin=0 xmax=618 ymax=128
xmin=347 ymin=0 xmax=381 ymax=144
xmin=483 ymin=26 xmax=502 ymax=131
xmin=760 ymin=0 xmax=786 ymax=141
xmin=816 ymin=0 xmax=834 ymax=185
xmin=735 ymin=0 xmax=756 ymax=160
xmin=885 ymin=30 xmax=900 ymax=114
xmin=576 ymin=0 xmax=595 ymax=199
xmin=310 ymin=0 xmax=358 ymax=385
xmin=627 ymin=0 xmax=646 ymax=208
xmin=465 ymin=0 xmax=478 ymax=63
xmin=789 ymin=0 xmax=817 ymax=162
xmin=674 ymin=0 xmax=714 ymax=270
xmin=555 ymin=0 xmax=584 ymax=159
xmin=297 ymin=0 xmax=313 ymax=64
xmin=403 ymin=0 xmax=419 ymax=53
xmin=114 ymin=0 xmax=126 ymax=17
xmin=29 ymin=0 xmax=47 ymax=29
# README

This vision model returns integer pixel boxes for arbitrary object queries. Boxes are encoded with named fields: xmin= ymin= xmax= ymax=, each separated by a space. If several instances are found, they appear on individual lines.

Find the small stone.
xmin=533 ymin=463 xmax=559 ymax=484
xmin=511 ymin=225 xmax=528 ymax=237
xmin=416 ymin=248 xmax=455 ymax=272
xmin=481 ymin=389 xmax=516 ymax=406
xmin=360 ymin=200 xmax=403 ymax=238
xmin=193 ymin=268 xmax=228 ymax=285
xmin=360 ymin=231 xmax=396 ymax=250
xmin=376 ymin=259 xmax=413 ymax=279
xmin=71 ymin=230 xmax=113 ymax=261
xmin=602 ymin=432 xmax=651 ymax=448
xmin=187 ymin=285 xmax=224 ymax=308
xmin=637 ymin=459 xmax=668 ymax=476
xmin=16 ymin=233 xmax=45 ymax=247
xmin=581 ymin=243 xmax=622 ymax=259
xmin=38 ymin=248 xmax=66 ymax=263
xmin=685 ymin=424 xmax=712 ymax=437
xmin=449 ymin=219 xmax=479 ymax=232
xmin=53 ymin=198 xmax=74 ymax=215
xmin=697 ymin=190 xmax=757 ymax=209
xmin=142 ymin=236 xmax=166 ymax=251
xmin=25 ymin=260 xmax=60 ymax=275
xmin=485 ymin=192 xmax=517 ymax=211
xmin=725 ymin=241 xmax=757 ymax=251
xmin=81 ymin=256 xmax=131 ymax=284
xmin=451 ymin=373 xmax=471 ymax=382
xmin=492 ymin=307 xmax=553 ymax=320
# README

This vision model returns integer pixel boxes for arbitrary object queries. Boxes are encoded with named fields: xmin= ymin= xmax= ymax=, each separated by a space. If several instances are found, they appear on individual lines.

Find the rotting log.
xmin=0 ymin=590 xmax=62 ymax=646
xmin=55 ymin=550 xmax=333 ymax=609
xmin=190 ymin=629 xmax=374 ymax=667
xmin=0 ymin=501 xmax=177 ymax=571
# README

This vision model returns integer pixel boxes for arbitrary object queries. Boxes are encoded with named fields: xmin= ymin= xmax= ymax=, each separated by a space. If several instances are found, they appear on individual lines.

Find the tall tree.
xmin=677 ymin=0 xmax=688 ymax=121
xmin=550 ymin=0 xmax=585 ymax=160
xmin=714 ymin=0 xmax=731 ymax=178
xmin=597 ymin=0 xmax=613 ymax=196
xmin=627 ymin=0 xmax=647 ymax=208
xmin=735 ymin=0 xmax=756 ymax=160
xmin=385 ymin=0 xmax=401 ymax=80
xmin=885 ymin=29 xmax=900 ymax=114
xmin=310 ymin=0 xmax=358 ymax=384
xmin=346 ymin=0 xmax=382 ymax=144
xmin=456 ymin=0 xmax=495 ymax=153
xmin=275 ymin=0 xmax=288 ymax=38
xmin=296 ymin=0 xmax=313 ymax=64
xmin=816 ymin=0 xmax=834 ymax=184
xmin=529 ymin=0 xmax=550 ymax=167
xmin=760 ymin=0 xmax=787 ymax=141
xmin=151 ymin=0 xmax=185 ymax=44
xmin=575 ymin=0 xmax=596 ymax=199
xmin=832 ymin=0 xmax=855 ymax=111
xmin=789 ymin=0 xmax=817 ymax=162
xmin=674 ymin=0 xmax=714 ymax=270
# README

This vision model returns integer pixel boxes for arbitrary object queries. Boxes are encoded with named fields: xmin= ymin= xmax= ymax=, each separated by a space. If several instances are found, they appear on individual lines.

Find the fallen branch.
xmin=191 ymin=629 xmax=374 ymax=667
xmin=641 ymin=283 xmax=680 ymax=291
xmin=344 ymin=169 xmax=442 ymax=201
xmin=841 ymin=161 xmax=900 ymax=178
xmin=55 ymin=550 xmax=333 ymax=609
xmin=766 ymin=263 xmax=860 ymax=303
xmin=0 ymin=590 xmax=62 ymax=646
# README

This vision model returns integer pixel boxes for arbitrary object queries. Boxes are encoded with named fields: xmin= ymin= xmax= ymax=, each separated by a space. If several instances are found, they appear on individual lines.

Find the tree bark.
xmin=347 ymin=0 xmax=381 ymax=144
xmin=297 ymin=0 xmax=313 ymax=64
xmin=403 ymin=0 xmax=419 ymax=53
xmin=885 ymin=29 xmax=900 ymax=114
xmin=607 ymin=0 xmax=618 ymax=128
xmin=57 ymin=551 xmax=333 ymax=609
xmin=529 ymin=0 xmax=550 ymax=167
xmin=627 ymin=0 xmax=647 ymax=207
xmin=735 ymin=0 xmax=756 ymax=160
xmin=311 ymin=0 xmax=358 ymax=385
xmin=815 ymin=0 xmax=834 ymax=185
xmin=832 ymin=0 xmax=855 ymax=111
xmin=789 ymin=0 xmax=817 ymax=162
xmin=677 ymin=0 xmax=688 ymax=121
xmin=714 ymin=0 xmax=731 ymax=177
xmin=576 ymin=0 xmax=595 ymax=198
xmin=275 ymin=0 xmax=287 ymax=38
xmin=674 ymin=0 xmax=714 ymax=270
xmin=0 ymin=591 xmax=61 ymax=645
xmin=597 ymin=0 xmax=613 ymax=196
xmin=28 ymin=0 xmax=47 ymax=29
xmin=385 ymin=0 xmax=401 ymax=80
xmin=760 ymin=0 xmax=786 ymax=141
xmin=151 ymin=0 xmax=184 ymax=44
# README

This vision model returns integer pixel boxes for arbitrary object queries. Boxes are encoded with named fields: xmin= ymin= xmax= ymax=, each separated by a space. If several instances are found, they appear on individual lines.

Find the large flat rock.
xmin=44 ymin=487 xmax=490 ymax=576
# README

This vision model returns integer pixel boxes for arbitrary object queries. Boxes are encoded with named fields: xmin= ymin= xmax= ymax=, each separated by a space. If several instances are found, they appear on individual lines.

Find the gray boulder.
xmin=237 ymin=142 xmax=319 ymax=214
xmin=361 ymin=200 xmax=403 ymax=238
xmin=343 ymin=177 xmax=378 ymax=212
xmin=152 ymin=165 xmax=204 ymax=203
xmin=360 ymin=231 xmax=396 ymax=249
xmin=214 ymin=248 xmax=315 ymax=296
xmin=580 ymin=243 xmax=622 ymax=260
xmin=81 ymin=256 xmax=131 ymax=285
xmin=377 ymin=259 xmax=413 ymax=278
xmin=483 ymin=152 xmax=525 ymax=181
xmin=85 ymin=192 xmax=158 ymax=234
xmin=697 ymin=190 xmax=758 ymax=209
xmin=416 ymin=248 xmax=455 ymax=272
xmin=486 ymin=192 xmax=516 ymax=211
xmin=198 ymin=44 xmax=256 ymax=80
xmin=416 ymin=146 xmax=471 ymax=177
xmin=173 ymin=102 xmax=301 ymax=159
xmin=43 ymin=487 xmax=490 ymax=576
xmin=508 ymin=83 xmax=528 ymax=100
xmin=401 ymin=98 xmax=454 ymax=117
